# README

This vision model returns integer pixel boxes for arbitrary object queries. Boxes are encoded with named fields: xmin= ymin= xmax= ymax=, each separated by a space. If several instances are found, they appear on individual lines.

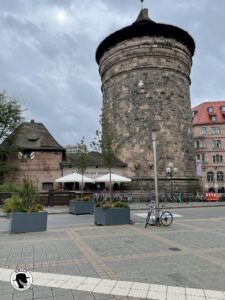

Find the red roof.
xmin=192 ymin=101 xmax=225 ymax=126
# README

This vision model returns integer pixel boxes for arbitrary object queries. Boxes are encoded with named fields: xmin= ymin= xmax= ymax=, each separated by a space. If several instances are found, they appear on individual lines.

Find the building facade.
xmin=192 ymin=101 xmax=225 ymax=192
xmin=96 ymin=7 xmax=198 ymax=192
xmin=1 ymin=120 xmax=65 ymax=191
xmin=61 ymin=150 xmax=127 ymax=190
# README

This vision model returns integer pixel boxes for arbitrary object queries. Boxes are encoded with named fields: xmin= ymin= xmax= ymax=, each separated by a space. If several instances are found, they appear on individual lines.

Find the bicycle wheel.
xmin=145 ymin=212 xmax=151 ymax=228
xmin=160 ymin=211 xmax=173 ymax=226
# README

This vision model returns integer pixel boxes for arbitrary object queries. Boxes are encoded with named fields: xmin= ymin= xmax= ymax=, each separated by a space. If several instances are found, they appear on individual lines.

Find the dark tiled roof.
xmin=96 ymin=8 xmax=195 ymax=64
xmin=192 ymin=101 xmax=225 ymax=126
xmin=63 ymin=151 xmax=127 ymax=168
xmin=1 ymin=121 xmax=65 ymax=151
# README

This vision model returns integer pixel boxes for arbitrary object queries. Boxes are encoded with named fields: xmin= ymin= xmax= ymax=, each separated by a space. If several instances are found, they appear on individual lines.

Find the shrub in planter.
xmin=94 ymin=200 xmax=130 ymax=226
xmin=2 ymin=179 xmax=47 ymax=233
xmin=69 ymin=195 xmax=94 ymax=215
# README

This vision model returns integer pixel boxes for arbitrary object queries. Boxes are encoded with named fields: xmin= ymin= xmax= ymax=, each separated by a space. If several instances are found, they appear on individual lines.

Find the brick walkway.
xmin=0 ymin=211 xmax=225 ymax=299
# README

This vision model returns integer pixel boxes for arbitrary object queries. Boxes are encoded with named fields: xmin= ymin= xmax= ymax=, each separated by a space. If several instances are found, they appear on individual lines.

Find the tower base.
xmin=122 ymin=177 xmax=201 ymax=194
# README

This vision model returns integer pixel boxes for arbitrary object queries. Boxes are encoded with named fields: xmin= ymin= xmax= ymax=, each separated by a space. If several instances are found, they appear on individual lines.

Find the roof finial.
xmin=140 ymin=0 xmax=144 ymax=9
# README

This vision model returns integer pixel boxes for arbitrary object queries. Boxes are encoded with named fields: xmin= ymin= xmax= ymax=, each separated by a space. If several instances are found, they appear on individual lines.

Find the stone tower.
xmin=96 ymin=8 xmax=199 ymax=192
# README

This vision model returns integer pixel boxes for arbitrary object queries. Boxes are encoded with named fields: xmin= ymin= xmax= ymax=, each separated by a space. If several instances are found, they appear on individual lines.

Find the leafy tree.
xmin=0 ymin=92 xmax=23 ymax=143
xmin=74 ymin=137 xmax=89 ymax=196
xmin=91 ymin=118 xmax=120 ymax=202
xmin=0 ymin=92 xmax=23 ymax=174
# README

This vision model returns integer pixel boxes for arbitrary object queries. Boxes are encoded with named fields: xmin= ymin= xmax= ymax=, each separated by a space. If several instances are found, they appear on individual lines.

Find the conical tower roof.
xmin=96 ymin=8 xmax=195 ymax=64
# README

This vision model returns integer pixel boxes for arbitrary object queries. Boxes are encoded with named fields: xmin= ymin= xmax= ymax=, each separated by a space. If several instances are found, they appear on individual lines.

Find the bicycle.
xmin=145 ymin=203 xmax=173 ymax=227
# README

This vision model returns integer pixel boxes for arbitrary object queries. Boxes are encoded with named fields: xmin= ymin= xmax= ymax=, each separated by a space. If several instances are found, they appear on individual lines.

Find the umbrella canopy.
xmin=55 ymin=172 xmax=94 ymax=183
xmin=95 ymin=173 xmax=131 ymax=183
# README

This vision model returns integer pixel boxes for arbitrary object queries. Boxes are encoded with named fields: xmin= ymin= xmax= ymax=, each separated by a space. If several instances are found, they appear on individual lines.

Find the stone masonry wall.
xmin=98 ymin=36 xmax=198 ymax=192
xmin=4 ymin=151 xmax=63 ymax=191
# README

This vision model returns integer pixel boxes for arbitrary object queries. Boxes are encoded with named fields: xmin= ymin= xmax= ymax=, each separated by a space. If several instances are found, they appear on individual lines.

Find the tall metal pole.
xmin=152 ymin=130 xmax=160 ymax=225
xmin=171 ymin=169 xmax=174 ymax=201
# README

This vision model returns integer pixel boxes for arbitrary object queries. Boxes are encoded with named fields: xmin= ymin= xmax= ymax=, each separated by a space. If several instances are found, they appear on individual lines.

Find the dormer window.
xmin=208 ymin=107 xmax=213 ymax=112
xmin=192 ymin=111 xmax=197 ymax=118
xmin=221 ymin=106 xmax=225 ymax=112
xmin=211 ymin=116 xmax=217 ymax=122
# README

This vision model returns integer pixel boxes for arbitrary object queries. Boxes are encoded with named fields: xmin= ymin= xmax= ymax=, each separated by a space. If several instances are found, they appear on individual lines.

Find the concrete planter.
xmin=94 ymin=207 xmax=130 ymax=225
xmin=9 ymin=211 xmax=48 ymax=234
xmin=69 ymin=200 xmax=94 ymax=215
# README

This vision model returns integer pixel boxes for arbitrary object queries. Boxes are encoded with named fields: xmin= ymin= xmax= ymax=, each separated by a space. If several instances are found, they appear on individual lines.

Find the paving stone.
xmin=72 ymin=290 xmax=95 ymax=300
xmin=12 ymin=290 xmax=34 ymax=300
xmin=34 ymin=287 xmax=53 ymax=298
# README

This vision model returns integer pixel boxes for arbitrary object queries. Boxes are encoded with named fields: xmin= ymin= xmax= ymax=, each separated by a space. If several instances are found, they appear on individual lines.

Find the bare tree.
xmin=91 ymin=118 xmax=120 ymax=202
xmin=74 ymin=137 xmax=88 ymax=197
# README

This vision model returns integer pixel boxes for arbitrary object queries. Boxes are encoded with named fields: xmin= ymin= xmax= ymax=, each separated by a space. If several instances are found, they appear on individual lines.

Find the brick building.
xmin=96 ymin=7 xmax=198 ymax=192
xmin=192 ymin=101 xmax=225 ymax=192
xmin=1 ymin=120 xmax=65 ymax=191
xmin=1 ymin=122 xmax=128 ymax=192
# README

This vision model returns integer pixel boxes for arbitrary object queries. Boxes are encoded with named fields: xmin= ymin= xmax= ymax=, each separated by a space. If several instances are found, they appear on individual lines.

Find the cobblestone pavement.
xmin=0 ymin=210 xmax=225 ymax=299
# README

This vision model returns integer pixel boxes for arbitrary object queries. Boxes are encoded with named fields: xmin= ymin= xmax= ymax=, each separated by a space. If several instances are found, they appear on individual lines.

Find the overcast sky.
xmin=0 ymin=0 xmax=225 ymax=146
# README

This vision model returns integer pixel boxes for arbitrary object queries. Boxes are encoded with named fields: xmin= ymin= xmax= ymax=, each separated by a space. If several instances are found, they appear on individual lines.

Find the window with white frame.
xmin=207 ymin=171 xmax=214 ymax=182
xmin=221 ymin=106 xmax=225 ymax=112
xmin=217 ymin=171 xmax=224 ymax=182
xmin=201 ymin=127 xmax=207 ymax=135
xmin=195 ymin=140 xmax=205 ymax=149
xmin=212 ymin=127 xmax=220 ymax=134
xmin=208 ymin=107 xmax=213 ymax=112
xmin=213 ymin=154 xmax=223 ymax=163
xmin=212 ymin=140 xmax=221 ymax=148
xmin=192 ymin=111 xmax=197 ymax=117
xmin=211 ymin=116 xmax=217 ymax=122
xmin=196 ymin=154 xmax=206 ymax=162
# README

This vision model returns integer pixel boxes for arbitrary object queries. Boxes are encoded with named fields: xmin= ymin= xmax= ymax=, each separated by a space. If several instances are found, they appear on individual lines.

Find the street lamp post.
xmin=151 ymin=129 xmax=160 ymax=225
xmin=166 ymin=163 xmax=178 ymax=201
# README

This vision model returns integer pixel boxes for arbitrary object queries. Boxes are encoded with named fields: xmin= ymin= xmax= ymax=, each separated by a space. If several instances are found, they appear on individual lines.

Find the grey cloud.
xmin=0 ymin=0 xmax=224 ymax=146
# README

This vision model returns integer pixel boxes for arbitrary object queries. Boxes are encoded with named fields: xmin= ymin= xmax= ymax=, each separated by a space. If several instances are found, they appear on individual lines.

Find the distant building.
xmin=192 ymin=101 xmax=225 ymax=192
xmin=64 ymin=145 xmax=77 ymax=154
xmin=1 ymin=120 xmax=65 ymax=191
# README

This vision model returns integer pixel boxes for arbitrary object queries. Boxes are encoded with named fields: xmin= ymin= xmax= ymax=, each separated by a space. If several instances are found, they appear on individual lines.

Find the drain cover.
xmin=168 ymin=247 xmax=182 ymax=252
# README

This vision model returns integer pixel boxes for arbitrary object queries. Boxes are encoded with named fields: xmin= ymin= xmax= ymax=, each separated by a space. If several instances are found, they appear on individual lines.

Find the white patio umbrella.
xmin=95 ymin=173 xmax=131 ymax=183
xmin=55 ymin=172 xmax=94 ymax=183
